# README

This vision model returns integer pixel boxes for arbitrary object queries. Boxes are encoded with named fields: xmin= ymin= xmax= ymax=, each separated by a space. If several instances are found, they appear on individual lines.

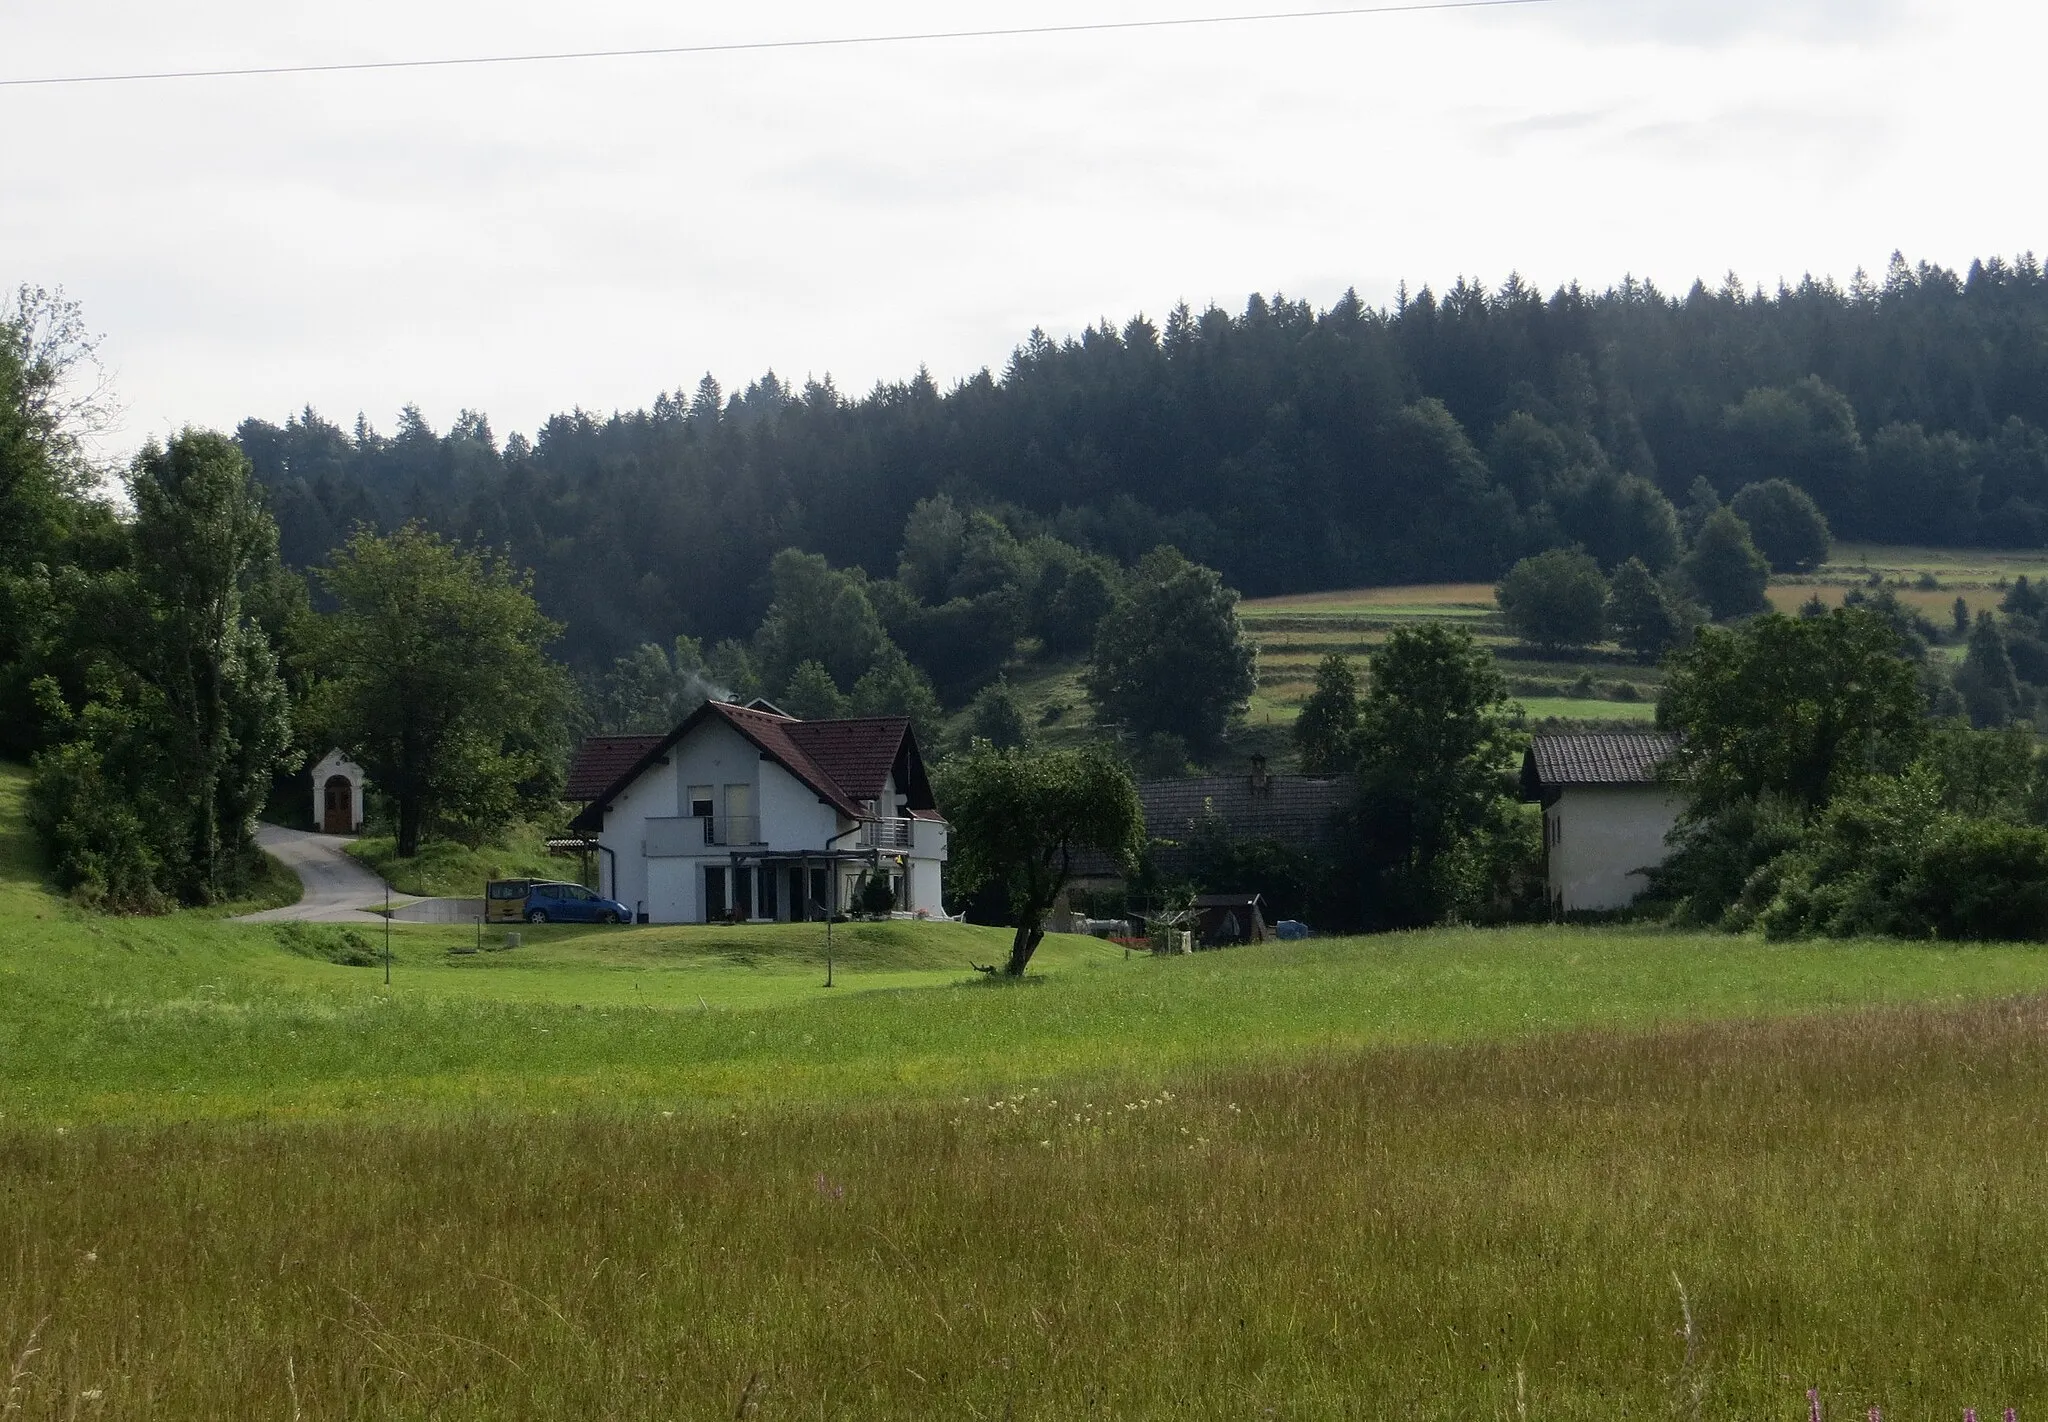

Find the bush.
xmin=857 ymin=871 xmax=896 ymax=917
xmin=1894 ymin=818 xmax=2048 ymax=940
xmin=1645 ymin=795 xmax=1807 ymax=930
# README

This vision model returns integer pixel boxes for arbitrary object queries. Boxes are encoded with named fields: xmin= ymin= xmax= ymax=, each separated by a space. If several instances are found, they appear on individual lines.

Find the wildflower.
xmin=813 ymin=1173 xmax=844 ymax=1201
xmin=1810 ymin=1389 xmax=1822 ymax=1422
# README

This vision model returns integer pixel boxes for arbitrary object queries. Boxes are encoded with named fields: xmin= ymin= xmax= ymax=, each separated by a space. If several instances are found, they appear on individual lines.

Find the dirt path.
xmin=235 ymin=824 xmax=404 ymax=924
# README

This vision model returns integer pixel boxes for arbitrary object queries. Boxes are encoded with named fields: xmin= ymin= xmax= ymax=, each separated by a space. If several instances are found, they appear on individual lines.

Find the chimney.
xmin=1249 ymin=754 xmax=1270 ymax=792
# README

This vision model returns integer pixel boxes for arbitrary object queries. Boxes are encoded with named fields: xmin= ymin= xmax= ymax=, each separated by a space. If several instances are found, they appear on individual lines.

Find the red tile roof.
xmin=567 ymin=702 xmax=934 ymax=831
xmin=785 ymin=717 xmax=911 ymax=804
xmin=565 ymin=734 xmax=667 ymax=801
xmin=710 ymin=702 xmax=870 ymax=820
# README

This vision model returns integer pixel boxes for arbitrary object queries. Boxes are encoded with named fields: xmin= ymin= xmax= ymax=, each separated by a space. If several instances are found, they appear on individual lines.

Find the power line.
xmin=0 ymin=0 xmax=1553 ymax=89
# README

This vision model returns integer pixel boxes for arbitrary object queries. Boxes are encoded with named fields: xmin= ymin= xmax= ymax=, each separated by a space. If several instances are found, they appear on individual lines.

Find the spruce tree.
xmin=1956 ymin=612 xmax=2024 ymax=728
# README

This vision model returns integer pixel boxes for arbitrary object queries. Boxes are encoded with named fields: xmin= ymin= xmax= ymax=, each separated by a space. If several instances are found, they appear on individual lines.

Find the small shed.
xmin=310 ymin=748 xmax=367 ymax=835
xmin=1193 ymin=893 xmax=1268 ymax=947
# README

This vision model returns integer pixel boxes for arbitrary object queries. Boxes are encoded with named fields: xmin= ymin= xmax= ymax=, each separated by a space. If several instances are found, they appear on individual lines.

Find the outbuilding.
xmin=310 ymin=748 xmax=367 ymax=835
xmin=1521 ymin=733 xmax=1683 ymax=913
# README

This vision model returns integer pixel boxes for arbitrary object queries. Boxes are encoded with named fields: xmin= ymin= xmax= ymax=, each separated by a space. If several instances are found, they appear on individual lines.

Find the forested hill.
xmin=241 ymin=252 xmax=2048 ymax=669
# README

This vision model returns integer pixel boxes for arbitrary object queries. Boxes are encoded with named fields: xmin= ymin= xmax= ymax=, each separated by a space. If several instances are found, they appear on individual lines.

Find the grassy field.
xmin=1233 ymin=544 xmax=2039 ymax=744
xmin=14 ymin=755 xmax=2048 ymax=1415
xmin=347 ymin=822 xmax=583 ymax=897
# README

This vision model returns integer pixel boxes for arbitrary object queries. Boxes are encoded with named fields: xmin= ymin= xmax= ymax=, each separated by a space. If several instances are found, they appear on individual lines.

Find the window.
xmin=734 ymin=867 xmax=755 ymax=920
xmin=688 ymin=785 xmax=714 ymax=818
xmin=704 ymin=866 xmax=727 ymax=921
xmin=758 ymin=868 xmax=778 ymax=920
xmin=810 ymin=867 xmax=829 ymax=915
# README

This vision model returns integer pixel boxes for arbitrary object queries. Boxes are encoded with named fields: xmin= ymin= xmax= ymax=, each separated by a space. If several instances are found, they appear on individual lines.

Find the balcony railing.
xmin=859 ymin=817 xmax=914 ymax=850
xmin=702 ymin=815 xmax=762 ymax=846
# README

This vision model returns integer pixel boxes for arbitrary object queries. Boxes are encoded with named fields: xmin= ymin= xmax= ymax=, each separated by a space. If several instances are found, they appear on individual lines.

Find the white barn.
xmin=1522 ymin=733 xmax=1683 ymax=913
xmin=567 ymin=701 xmax=948 ymax=925
xmin=310 ymin=748 xmax=367 ymax=835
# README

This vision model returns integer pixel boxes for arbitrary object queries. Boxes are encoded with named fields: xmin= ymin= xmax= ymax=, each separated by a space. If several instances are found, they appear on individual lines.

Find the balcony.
xmin=859 ymin=818 xmax=914 ymax=851
xmin=703 ymin=815 xmax=762 ymax=846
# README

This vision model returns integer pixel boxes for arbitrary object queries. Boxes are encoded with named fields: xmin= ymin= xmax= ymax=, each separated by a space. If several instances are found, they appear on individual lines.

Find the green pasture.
xmin=8 ymin=760 xmax=2048 ymax=1133
xmin=12 ymin=754 xmax=2048 ymax=1414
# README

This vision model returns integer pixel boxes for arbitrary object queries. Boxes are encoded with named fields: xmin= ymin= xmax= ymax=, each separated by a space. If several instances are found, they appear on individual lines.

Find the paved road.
xmin=235 ymin=824 xmax=402 ymax=924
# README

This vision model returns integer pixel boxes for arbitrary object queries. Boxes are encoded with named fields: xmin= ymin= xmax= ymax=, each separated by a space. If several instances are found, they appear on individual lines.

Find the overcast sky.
xmin=2 ymin=0 xmax=2039 ymax=452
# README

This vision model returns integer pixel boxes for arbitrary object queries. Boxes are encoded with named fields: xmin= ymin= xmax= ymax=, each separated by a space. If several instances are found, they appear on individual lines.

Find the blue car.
xmin=523 ymin=881 xmax=632 ymax=925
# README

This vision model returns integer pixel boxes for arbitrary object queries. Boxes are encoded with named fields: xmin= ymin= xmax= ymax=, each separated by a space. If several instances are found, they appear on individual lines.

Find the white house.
xmin=310 ymin=748 xmax=367 ymax=835
xmin=1522 ymin=733 xmax=1683 ymax=913
xmin=567 ymin=701 xmax=949 ymax=924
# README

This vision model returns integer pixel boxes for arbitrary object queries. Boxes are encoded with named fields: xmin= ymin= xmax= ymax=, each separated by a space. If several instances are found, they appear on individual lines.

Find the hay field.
xmin=12 ymin=744 xmax=2048 ymax=1416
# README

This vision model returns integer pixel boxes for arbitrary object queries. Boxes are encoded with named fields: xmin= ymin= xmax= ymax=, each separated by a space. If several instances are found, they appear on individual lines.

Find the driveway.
xmin=235 ymin=823 xmax=404 ymax=924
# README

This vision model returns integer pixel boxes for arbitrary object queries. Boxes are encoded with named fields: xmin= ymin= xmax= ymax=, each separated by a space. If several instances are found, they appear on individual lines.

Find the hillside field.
xmin=1234 ymin=544 xmax=2038 ymax=740
xmin=9 ymin=759 xmax=2048 ymax=1415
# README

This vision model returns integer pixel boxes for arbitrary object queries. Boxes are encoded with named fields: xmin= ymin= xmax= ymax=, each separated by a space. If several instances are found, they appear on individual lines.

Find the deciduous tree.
xmin=1730 ymin=479 xmax=1831 ymax=572
xmin=1343 ymin=624 xmax=1523 ymax=928
xmin=943 ymin=745 xmax=1145 ymax=976
xmin=1495 ymin=549 xmax=1609 ymax=653
xmin=1658 ymin=608 xmax=1925 ymax=814
xmin=303 ymin=524 xmax=571 ymax=857
xmin=1681 ymin=508 xmax=1771 ymax=621
xmin=1084 ymin=547 xmax=1255 ymax=751
xmin=1293 ymin=653 xmax=1360 ymax=775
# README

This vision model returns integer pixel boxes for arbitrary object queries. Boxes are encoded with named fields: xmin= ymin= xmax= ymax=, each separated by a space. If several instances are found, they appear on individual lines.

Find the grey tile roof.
xmin=1525 ymin=733 xmax=1678 ymax=788
xmin=1071 ymin=773 xmax=1353 ymax=878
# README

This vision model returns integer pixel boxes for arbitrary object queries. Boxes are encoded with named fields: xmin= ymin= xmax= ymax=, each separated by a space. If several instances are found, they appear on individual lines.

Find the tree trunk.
xmin=397 ymin=797 xmax=423 ymax=858
xmin=1004 ymin=923 xmax=1044 ymax=977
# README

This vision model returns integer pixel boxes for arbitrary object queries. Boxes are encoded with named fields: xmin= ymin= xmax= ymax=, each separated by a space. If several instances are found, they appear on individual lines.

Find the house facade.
xmin=567 ymin=701 xmax=948 ymax=924
xmin=1522 ymin=733 xmax=1683 ymax=913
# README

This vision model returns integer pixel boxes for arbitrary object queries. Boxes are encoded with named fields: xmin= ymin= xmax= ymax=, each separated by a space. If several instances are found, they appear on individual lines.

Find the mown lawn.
xmin=12 ymin=759 xmax=2048 ymax=1415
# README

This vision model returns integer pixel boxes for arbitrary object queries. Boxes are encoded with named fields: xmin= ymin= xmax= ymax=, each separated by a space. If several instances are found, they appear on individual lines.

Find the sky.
xmin=2 ymin=0 xmax=2040 ymax=454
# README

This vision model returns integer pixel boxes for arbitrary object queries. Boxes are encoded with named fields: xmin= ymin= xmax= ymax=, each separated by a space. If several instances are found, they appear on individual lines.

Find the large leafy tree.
xmin=1607 ymin=556 xmax=1687 ymax=661
xmin=127 ymin=432 xmax=294 ymax=899
xmin=30 ymin=430 xmax=291 ymax=908
xmin=1681 ymin=507 xmax=1772 ymax=621
xmin=753 ymin=549 xmax=889 ymax=692
xmin=1658 ymin=608 xmax=1926 ymax=815
xmin=1084 ymin=546 xmax=1256 ymax=750
xmin=1495 ymin=549 xmax=1609 ymax=653
xmin=1293 ymin=653 xmax=1361 ymax=775
xmin=943 ymin=744 xmax=1145 ymax=976
xmin=304 ymin=524 xmax=572 ymax=856
xmin=1 ymin=286 xmax=123 ymax=758
xmin=1344 ymin=624 xmax=1524 ymax=928
xmin=1730 ymin=479 xmax=1831 ymax=572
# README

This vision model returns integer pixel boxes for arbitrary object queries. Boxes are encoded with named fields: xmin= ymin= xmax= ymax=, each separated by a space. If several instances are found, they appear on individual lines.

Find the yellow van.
xmin=485 ymin=878 xmax=542 ymax=924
